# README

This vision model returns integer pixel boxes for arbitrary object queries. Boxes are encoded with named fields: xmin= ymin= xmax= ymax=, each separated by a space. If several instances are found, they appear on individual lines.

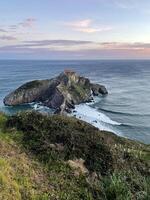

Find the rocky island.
xmin=3 ymin=70 xmax=108 ymax=113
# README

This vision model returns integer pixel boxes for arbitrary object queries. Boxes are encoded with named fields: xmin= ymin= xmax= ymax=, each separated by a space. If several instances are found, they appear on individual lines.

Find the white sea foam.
xmin=31 ymin=99 xmax=122 ymax=136
xmin=70 ymin=103 xmax=122 ymax=135
xmin=86 ymin=96 xmax=101 ymax=105
xmin=31 ymin=102 xmax=53 ymax=113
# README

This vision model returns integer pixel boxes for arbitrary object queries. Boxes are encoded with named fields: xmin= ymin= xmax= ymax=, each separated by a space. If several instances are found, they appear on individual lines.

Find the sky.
xmin=1 ymin=0 xmax=150 ymax=59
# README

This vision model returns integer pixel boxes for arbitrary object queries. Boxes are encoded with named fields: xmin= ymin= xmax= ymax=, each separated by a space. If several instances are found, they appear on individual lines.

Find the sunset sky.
xmin=1 ymin=0 xmax=150 ymax=59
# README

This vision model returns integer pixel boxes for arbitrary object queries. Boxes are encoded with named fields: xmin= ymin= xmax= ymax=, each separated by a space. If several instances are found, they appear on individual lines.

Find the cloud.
xmin=0 ymin=35 xmax=17 ymax=41
xmin=23 ymin=39 xmax=93 ymax=47
xmin=6 ymin=18 xmax=37 ymax=32
xmin=65 ymin=19 xmax=112 ymax=33
xmin=1 ymin=40 xmax=150 ymax=50
xmin=67 ymin=19 xmax=92 ymax=28
xmin=0 ymin=28 xmax=7 ymax=33
xmin=76 ymin=27 xmax=112 ymax=33
xmin=99 ymin=42 xmax=150 ymax=50
xmin=1 ymin=40 xmax=150 ymax=60
xmin=19 ymin=18 xmax=37 ymax=28
xmin=0 ymin=39 xmax=95 ymax=54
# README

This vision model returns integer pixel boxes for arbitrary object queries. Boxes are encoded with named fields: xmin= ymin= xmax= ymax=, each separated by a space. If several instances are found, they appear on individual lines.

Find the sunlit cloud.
xmin=1 ymin=40 xmax=150 ymax=58
xmin=67 ymin=19 xmax=92 ymax=29
xmin=2 ymin=40 xmax=150 ymax=50
xmin=99 ymin=42 xmax=150 ymax=50
xmin=75 ymin=27 xmax=112 ymax=33
xmin=65 ymin=19 xmax=112 ymax=33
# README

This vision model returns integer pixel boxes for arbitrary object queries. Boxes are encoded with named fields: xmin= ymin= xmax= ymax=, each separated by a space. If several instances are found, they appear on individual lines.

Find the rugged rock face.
xmin=4 ymin=70 xmax=108 ymax=113
xmin=91 ymin=84 xmax=108 ymax=96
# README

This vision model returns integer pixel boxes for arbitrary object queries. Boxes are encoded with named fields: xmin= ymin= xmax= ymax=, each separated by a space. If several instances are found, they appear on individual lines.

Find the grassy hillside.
xmin=0 ymin=111 xmax=149 ymax=200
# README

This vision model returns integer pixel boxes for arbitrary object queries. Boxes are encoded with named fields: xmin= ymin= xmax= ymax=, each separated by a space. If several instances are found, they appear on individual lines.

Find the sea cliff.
xmin=3 ymin=71 xmax=108 ymax=114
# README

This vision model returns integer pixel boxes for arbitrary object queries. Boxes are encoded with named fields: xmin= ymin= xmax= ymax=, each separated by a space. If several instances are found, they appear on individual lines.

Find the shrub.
xmin=103 ymin=172 xmax=132 ymax=200
xmin=6 ymin=111 xmax=113 ymax=175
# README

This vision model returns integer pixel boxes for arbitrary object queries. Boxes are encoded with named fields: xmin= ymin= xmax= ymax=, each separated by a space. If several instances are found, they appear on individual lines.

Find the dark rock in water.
xmin=4 ymin=79 xmax=59 ymax=106
xmin=4 ymin=71 xmax=108 ymax=113
xmin=65 ymin=108 xmax=72 ymax=113
xmin=54 ymin=107 xmax=61 ymax=114
xmin=91 ymin=84 xmax=108 ymax=96
xmin=93 ymin=120 xmax=98 ymax=123
xmin=87 ymin=98 xmax=94 ymax=103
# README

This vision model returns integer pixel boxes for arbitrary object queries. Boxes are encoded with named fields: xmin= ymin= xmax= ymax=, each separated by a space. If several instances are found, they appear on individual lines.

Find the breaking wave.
xmin=70 ymin=103 xmax=122 ymax=136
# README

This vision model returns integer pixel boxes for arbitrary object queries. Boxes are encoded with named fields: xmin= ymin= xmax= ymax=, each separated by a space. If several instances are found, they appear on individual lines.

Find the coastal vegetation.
xmin=0 ymin=111 xmax=149 ymax=200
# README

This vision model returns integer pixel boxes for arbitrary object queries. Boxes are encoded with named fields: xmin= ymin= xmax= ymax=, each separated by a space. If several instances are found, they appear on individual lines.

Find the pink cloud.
xmin=1 ymin=40 xmax=150 ymax=59
xmin=65 ymin=19 xmax=112 ymax=33
xmin=99 ymin=42 xmax=150 ymax=50
xmin=68 ymin=19 xmax=92 ymax=28
xmin=76 ymin=27 xmax=112 ymax=33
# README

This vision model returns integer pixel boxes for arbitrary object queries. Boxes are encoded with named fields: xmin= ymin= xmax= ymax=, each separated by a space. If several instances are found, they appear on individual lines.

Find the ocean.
xmin=0 ymin=60 xmax=150 ymax=144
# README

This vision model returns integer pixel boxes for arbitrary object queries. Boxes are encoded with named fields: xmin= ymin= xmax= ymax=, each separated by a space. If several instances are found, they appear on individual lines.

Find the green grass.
xmin=0 ymin=141 xmax=51 ymax=200
xmin=103 ymin=172 xmax=132 ymax=200
xmin=6 ymin=111 xmax=113 ymax=174
xmin=0 ymin=111 xmax=149 ymax=200
xmin=0 ymin=113 xmax=51 ymax=200
xmin=103 ymin=171 xmax=150 ymax=200
xmin=58 ymin=80 xmax=91 ymax=103
xmin=69 ymin=81 xmax=90 ymax=101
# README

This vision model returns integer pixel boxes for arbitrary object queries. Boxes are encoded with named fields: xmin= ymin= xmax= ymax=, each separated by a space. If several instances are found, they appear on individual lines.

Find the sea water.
xmin=0 ymin=60 xmax=150 ymax=144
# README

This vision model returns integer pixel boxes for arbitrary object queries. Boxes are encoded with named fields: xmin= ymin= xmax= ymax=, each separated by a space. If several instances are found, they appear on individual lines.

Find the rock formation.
xmin=4 ymin=70 xmax=108 ymax=113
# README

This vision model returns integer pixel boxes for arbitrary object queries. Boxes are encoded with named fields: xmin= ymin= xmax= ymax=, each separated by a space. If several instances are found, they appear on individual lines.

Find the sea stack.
xmin=4 ymin=70 xmax=108 ymax=113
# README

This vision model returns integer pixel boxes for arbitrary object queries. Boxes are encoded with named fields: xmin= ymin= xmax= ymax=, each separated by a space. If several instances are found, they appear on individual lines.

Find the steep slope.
xmin=0 ymin=113 xmax=52 ymax=199
xmin=0 ymin=111 xmax=149 ymax=200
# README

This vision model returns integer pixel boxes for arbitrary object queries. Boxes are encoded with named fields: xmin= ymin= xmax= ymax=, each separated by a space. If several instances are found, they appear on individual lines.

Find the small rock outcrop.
xmin=4 ymin=70 xmax=108 ymax=113
xmin=91 ymin=84 xmax=108 ymax=96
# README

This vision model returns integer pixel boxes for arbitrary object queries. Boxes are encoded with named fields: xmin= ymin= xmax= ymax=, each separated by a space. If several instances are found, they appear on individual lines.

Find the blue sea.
xmin=0 ymin=60 xmax=150 ymax=144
